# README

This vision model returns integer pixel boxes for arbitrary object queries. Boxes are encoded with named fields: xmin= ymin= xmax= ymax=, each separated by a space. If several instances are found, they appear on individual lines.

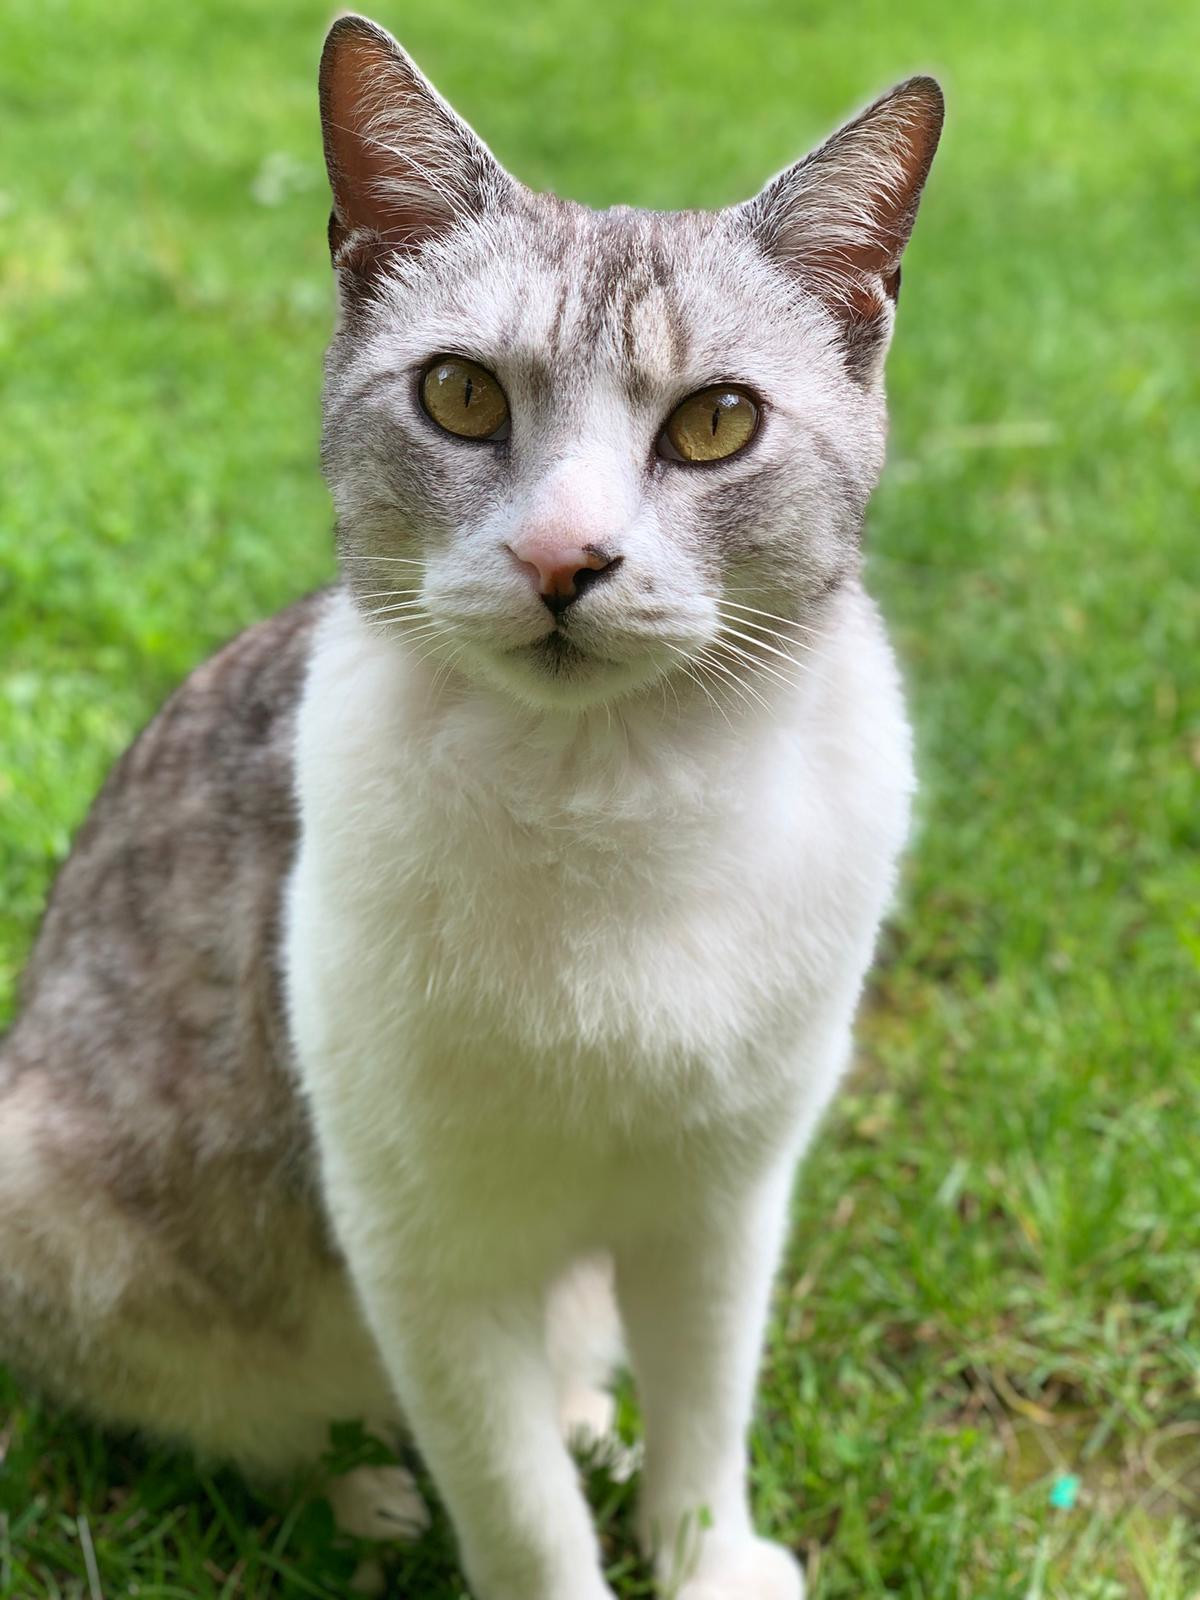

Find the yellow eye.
xmin=421 ymin=357 xmax=510 ymax=441
xmin=662 ymin=386 xmax=759 ymax=463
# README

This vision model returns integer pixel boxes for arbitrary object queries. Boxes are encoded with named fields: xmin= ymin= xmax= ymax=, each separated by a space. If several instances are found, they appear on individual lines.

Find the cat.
xmin=0 ymin=14 xmax=942 ymax=1599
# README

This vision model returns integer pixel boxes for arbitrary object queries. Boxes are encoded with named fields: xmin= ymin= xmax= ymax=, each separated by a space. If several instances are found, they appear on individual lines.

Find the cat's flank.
xmin=0 ymin=16 xmax=942 ymax=1600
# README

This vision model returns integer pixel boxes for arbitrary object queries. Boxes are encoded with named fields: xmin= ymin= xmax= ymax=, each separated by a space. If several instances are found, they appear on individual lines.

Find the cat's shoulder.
xmin=176 ymin=585 xmax=333 ymax=740
xmin=19 ymin=587 xmax=333 ymax=1003
xmin=108 ymin=585 xmax=333 ymax=797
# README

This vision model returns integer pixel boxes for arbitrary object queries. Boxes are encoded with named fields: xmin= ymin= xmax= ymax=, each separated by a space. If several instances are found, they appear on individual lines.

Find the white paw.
xmin=325 ymin=1462 xmax=431 ymax=1542
xmin=675 ymin=1537 xmax=804 ymax=1600
xmin=559 ymin=1382 xmax=617 ymax=1444
xmin=560 ymin=1386 xmax=643 ymax=1483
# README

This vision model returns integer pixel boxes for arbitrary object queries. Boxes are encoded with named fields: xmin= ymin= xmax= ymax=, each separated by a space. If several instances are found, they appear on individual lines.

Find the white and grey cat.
xmin=0 ymin=15 xmax=942 ymax=1599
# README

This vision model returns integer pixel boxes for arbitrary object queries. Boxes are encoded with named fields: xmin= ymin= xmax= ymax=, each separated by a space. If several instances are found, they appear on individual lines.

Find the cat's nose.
xmin=505 ymin=535 xmax=622 ymax=616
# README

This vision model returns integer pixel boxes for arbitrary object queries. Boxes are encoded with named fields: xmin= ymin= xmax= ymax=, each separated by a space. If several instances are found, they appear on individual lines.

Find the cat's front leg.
xmin=339 ymin=1246 xmax=615 ymax=1600
xmin=616 ymin=1163 xmax=804 ymax=1600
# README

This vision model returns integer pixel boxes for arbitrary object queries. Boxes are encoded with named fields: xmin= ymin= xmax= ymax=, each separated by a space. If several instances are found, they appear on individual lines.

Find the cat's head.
xmin=318 ymin=15 xmax=942 ymax=711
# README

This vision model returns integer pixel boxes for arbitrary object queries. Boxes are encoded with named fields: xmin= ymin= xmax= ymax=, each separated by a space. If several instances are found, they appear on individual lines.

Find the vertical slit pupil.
xmin=464 ymin=376 xmax=474 ymax=409
xmin=711 ymin=403 xmax=721 ymax=437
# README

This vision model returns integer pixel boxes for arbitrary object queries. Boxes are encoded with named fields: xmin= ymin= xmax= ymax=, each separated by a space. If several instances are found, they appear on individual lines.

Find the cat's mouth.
xmin=516 ymin=630 xmax=607 ymax=673
xmin=479 ymin=624 xmax=666 ymax=708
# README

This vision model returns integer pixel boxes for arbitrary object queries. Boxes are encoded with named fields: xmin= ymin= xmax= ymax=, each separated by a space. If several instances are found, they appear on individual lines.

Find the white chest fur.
xmin=285 ymin=588 xmax=911 ymax=1247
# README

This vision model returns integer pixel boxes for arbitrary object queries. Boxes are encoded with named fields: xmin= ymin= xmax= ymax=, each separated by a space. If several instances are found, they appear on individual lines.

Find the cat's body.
xmin=1 ymin=16 xmax=941 ymax=1599
xmin=0 ymin=594 xmax=394 ymax=1469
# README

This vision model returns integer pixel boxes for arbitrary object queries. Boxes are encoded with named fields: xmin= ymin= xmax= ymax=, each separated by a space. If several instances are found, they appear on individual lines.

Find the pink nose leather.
xmin=506 ymin=534 xmax=613 ymax=599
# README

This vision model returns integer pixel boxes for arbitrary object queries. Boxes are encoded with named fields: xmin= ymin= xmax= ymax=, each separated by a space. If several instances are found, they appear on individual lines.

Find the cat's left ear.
xmin=737 ymin=77 xmax=944 ymax=376
xmin=319 ymin=14 xmax=517 ymax=280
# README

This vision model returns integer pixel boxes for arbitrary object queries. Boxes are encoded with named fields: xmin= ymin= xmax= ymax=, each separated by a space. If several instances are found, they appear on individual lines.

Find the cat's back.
xmin=3 ymin=587 xmax=327 ymax=1141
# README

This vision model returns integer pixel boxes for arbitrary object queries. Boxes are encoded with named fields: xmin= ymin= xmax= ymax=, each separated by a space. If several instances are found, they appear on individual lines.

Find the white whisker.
xmin=360 ymin=601 xmax=427 ymax=621
xmin=396 ymin=622 xmax=456 ymax=648
xmin=662 ymin=666 xmax=684 ymax=722
xmin=339 ymin=554 xmax=428 ymax=565
xmin=712 ymin=636 xmax=810 ymax=696
xmin=719 ymin=595 xmax=825 ymax=636
xmin=714 ymin=618 xmax=820 ymax=670
xmin=663 ymin=645 xmax=735 ymax=732
xmin=693 ymin=648 xmax=773 ymax=717
xmin=715 ymin=604 xmax=822 ymax=652
xmin=425 ymin=642 xmax=467 ymax=695
xmin=701 ymin=659 xmax=761 ymax=724
xmin=361 ymin=614 xmax=449 ymax=646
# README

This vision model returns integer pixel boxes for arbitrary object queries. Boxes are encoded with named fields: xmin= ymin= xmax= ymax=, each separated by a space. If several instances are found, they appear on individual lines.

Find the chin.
xmin=466 ymin=635 xmax=663 ymax=712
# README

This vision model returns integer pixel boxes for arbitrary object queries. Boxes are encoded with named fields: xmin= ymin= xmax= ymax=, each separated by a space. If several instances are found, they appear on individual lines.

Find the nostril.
xmin=505 ymin=540 xmax=624 ymax=611
xmin=573 ymin=553 xmax=622 ymax=596
xmin=539 ymin=552 xmax=623 ymax=615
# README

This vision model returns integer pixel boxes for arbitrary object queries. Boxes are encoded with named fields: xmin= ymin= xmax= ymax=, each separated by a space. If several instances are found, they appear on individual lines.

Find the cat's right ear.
xmin=318 ymin=14 xmax=516 ymax=281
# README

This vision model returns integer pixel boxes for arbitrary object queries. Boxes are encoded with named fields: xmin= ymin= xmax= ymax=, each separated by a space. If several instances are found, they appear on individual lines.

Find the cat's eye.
xmin=660 ymin=386 xmax=759 ymax=464
xmin=421 ymin=357 xmax=510 ymax=441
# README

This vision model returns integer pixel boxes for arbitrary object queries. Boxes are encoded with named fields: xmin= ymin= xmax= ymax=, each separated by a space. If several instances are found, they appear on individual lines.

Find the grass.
xmin=1 ymin=0 xmax=1197 ymax=1594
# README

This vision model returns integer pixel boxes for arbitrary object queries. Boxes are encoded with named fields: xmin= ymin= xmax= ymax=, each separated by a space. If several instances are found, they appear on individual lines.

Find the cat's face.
xmin=319 ymin=17 xmax=942 ymax=711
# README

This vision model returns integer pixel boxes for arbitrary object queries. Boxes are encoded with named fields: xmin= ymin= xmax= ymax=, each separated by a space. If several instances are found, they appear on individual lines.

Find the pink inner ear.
xmin=319 ymin=17 xmax=486 ymax=268
xmin=321 ymin=22 xmax=400 ymax=248
xmin=812 ymin=237 xmax=904 ymax=323
xmin=749 ymin=77 xmax=942 ymax=336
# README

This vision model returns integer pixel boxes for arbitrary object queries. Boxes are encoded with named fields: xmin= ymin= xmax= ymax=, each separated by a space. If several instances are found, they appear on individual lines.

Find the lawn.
xmin=1 ymin=0 xmax=1198 ymax=1595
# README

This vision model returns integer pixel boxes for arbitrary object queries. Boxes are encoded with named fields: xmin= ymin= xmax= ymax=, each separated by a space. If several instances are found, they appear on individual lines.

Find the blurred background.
xmin=1 ymin=0 xmax=1197 ymax=1595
